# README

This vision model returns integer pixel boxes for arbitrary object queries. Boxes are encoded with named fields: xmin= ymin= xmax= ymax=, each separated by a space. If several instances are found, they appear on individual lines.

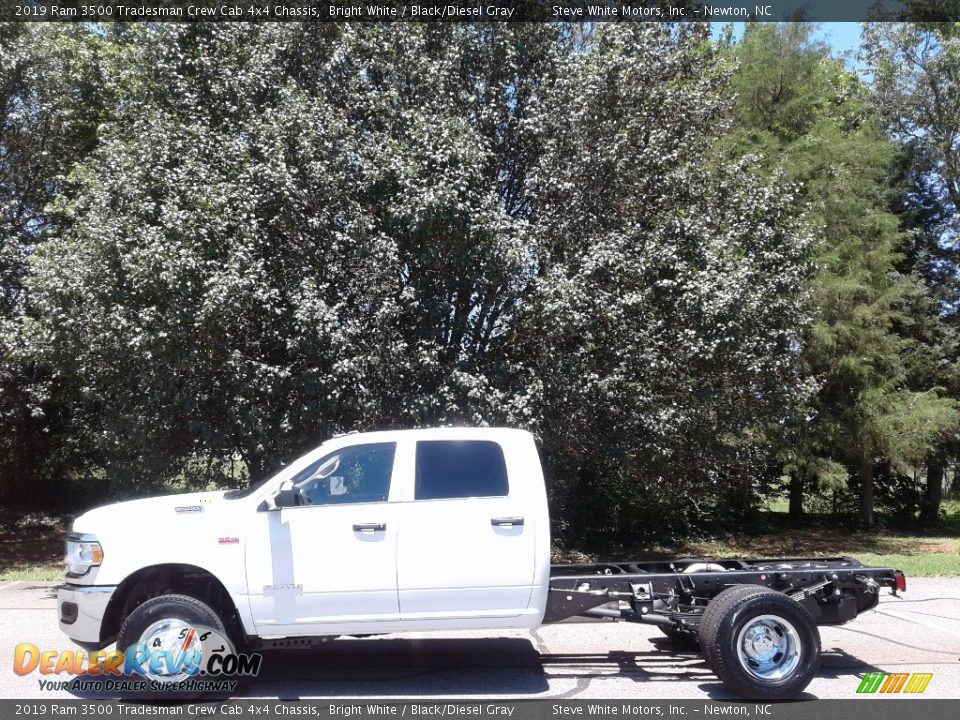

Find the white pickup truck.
xmin=58 ymin=427 xmax=905 ymax=699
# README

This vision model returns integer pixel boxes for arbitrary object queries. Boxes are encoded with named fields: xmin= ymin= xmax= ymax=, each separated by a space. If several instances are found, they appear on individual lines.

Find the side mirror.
xmin=274 ymin=489 xmax=299 ymax=508
xmin=273 ymin=480 xmax=299 ymax=509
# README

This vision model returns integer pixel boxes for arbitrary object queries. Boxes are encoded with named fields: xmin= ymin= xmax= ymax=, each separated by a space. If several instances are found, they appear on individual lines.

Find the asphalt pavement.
xmin=1 ymin=578 xmax=958 ymax=700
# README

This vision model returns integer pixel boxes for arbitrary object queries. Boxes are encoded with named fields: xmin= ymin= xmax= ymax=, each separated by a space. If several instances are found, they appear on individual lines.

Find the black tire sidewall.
xmin=719 ymin=596 xmax=820 ymax=697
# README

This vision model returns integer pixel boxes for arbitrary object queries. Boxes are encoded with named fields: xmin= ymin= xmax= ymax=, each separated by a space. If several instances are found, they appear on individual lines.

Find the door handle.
xmin=491 ymin=517 xmax=524 ymax=527
xmin=353 ymin=523 xmax=386 ymax=532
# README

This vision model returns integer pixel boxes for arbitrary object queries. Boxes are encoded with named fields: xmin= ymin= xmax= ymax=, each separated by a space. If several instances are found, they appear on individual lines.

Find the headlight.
xmin=65 ymin=533 xmax=104 ymax=577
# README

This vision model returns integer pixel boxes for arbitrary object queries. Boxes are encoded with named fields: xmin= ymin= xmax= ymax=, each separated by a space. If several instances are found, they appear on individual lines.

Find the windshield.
xmin=224 ymin=436 xmax=360 ymax=500
xmin=223 ymin=478 xmax=269 ymax=500
xmin=223 ymin=450 xmax=326 ymax=500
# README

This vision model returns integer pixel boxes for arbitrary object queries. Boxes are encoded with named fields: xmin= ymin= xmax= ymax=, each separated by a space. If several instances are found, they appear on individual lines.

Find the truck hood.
xmin=72 ymin=490 xmax=230 ymax=535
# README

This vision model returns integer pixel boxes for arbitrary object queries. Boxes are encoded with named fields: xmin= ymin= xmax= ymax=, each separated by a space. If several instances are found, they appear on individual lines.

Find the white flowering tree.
xmin=1 ymin=24 xmax=110 ymax=508
xmin=24 ymin=24 xmax=559 ymax=487
xmin=21 ymin=24 xmax=814 ymax=539
xmin=514 ymin=25 xmax=814 ymax=540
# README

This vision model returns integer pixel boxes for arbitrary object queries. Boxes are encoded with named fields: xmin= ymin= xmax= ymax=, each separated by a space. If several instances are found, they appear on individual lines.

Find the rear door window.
xmin=414 ymin=440 xmax=508 ymax=500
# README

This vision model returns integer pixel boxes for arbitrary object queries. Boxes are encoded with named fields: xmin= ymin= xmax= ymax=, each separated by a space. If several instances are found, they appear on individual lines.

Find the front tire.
xmin=699 ymin=585 xmax=820 ymax=700
xmin=116 ymin=593 xmax=227 ymax=669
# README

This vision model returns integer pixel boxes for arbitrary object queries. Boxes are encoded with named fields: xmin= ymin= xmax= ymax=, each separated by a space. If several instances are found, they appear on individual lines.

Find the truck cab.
xmin=58 ymin=428 xmax=551 ymax=649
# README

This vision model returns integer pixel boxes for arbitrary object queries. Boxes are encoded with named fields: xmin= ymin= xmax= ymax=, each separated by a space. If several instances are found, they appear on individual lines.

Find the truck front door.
xmin=246 ymin=441 xmax=400 ymax=635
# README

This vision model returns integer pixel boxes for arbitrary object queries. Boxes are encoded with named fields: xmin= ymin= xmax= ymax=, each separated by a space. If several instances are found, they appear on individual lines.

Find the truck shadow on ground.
xmin=238 ymin=638 xmax=880 ymax=699
xmin=63 ymin=638 xmax=884 ymax=701
xmin=63 ymin=638 xmax=550 ymax=700
xmin=235 ymin=637 xmax=722 ymax=698
xmin=818 ymin=647 xmax=886 ymax=678
xmin=695 ymin=647 xmax=884 ymax=701
xmin=23 ymin=583 xmax=59 ymax=600
xmin=238 ymin=638 xmax=550 ymax=698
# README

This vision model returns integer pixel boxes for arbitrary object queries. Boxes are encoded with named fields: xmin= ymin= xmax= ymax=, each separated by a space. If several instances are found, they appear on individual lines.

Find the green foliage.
xmin=518 ymin=24 xmax=814 ymax=541
xmin=1 ymin=22 xmax=957 ymax=542
xmin=724 ymin=23 xmax=959 ymax=525
xmin=22 ymin=25 xmax=568 ymax=490
xmin=6 ymin=24 xmax=814 ymax=542
xmin=864 ymin=21 xmax=960 ymax=521
xmin=1 ymin=25 xmax=115 ymax=508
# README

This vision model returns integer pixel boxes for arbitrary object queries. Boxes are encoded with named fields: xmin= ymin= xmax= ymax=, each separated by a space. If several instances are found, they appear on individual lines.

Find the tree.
xmin=24 ymin=24 xmax=560 ymax=488
xmin=725 ymin=23 xmax=958 ymax=526
xmin=865 ymin=22 xmax=960 ymax=522
xmin=866 ymin=23 xmax=960 ymax=216
xmin=1 ymin=24 xmax=112 ymax=509
xmin=514 ymin=24 xmax=815 ymax=541
xmin=22 ymin=24 xmax=819 ymax=545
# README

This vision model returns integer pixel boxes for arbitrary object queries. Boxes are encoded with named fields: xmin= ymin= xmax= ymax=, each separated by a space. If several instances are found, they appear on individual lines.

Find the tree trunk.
xmin=860 ymin=450 xmax=874 ymax=527
xmin=243 ymin=449 xmax=268 ymax=485
xmin=922 ymin=460 xmax=944 ymax=524
xmin=788 ymin=471 xmax=804 ymax=521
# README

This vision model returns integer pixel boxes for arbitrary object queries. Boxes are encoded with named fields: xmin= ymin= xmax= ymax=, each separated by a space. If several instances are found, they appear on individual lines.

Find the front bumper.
xmin=57 ymin=583 xmax=116 ymax=647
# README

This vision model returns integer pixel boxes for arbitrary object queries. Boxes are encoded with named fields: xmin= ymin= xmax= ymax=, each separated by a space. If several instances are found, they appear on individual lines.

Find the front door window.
xmin=291 ymin=443 xmax=395 ymax=505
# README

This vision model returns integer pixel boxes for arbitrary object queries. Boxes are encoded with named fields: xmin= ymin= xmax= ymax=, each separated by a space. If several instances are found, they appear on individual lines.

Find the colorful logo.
xmin=129 ymin=620 xmax=251 ymax=682
xmin=14 ymin=623 xmax=261 ymax=694
xmin=856 ymin=672 xmax=933 ymax=694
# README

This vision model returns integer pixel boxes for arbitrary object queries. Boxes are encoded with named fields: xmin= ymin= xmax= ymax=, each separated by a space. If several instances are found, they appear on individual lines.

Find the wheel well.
xmin=101 ymin=564 xmax=244 ymax=647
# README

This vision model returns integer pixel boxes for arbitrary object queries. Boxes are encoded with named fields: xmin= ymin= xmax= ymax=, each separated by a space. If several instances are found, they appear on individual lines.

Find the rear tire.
xmin=699 ymin=585 xmax=820 ymax=700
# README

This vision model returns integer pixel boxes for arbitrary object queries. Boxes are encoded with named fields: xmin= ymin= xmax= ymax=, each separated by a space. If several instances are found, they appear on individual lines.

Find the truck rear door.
xmin=396 ymin=436 xmax=539 ymax=622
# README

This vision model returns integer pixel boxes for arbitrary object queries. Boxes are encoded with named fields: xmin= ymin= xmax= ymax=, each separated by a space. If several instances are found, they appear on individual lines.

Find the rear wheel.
xmin=699 ymin=585 xmax=820 ymax=700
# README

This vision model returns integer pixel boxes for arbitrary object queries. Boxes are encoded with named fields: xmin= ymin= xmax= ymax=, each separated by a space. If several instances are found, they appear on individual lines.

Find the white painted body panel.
xmin=71 ymin=490 xmax=259 ymax=635
xmin=66 ymin=428 xmax=551 ymax=640
xmin=245 ymin=501 xmax=402 ymax=633
xmin=395 ymin=430 xmax=544 ymax=622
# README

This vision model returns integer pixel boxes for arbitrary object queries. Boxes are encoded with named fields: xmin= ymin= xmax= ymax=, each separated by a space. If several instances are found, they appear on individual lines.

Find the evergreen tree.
xmin=725 ymin=23 xmax=957 ymax=526
xmin=865 ymin=21 xmax=960 ymax=522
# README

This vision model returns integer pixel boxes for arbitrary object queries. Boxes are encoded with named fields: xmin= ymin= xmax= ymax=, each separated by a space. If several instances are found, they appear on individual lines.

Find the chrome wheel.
xmin=735 ymin=614 xmax=802 ymax=682
xmin=135 ymin=618 xmax=202 ymax=682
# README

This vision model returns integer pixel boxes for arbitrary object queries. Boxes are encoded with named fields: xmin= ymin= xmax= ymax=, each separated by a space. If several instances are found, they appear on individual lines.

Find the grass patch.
xmin=843 ymin=553 xmax=960 ymax=576
xmin=667 ymin=535 xmax=960 ymax=576
xmin=555 ymin=522 xmax=960 ymax=576
xmin=0 ymin=515 xmax=65 ymax=583
xmin=0 ymin=563 xmax=64 ymax=582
